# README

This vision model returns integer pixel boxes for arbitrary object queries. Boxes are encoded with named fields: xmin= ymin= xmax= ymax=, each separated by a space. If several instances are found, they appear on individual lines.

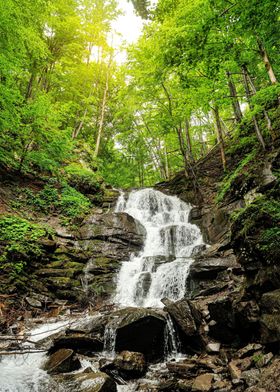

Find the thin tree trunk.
xmin=242 ymin=68 xmax=266 ymax=150
xmin=213 ymin=106 xmax=227 ymax=171
xmin=94 ymin=54 xmax=112 ymax=157
xmin=243 ymin=65 xmax=275 ymax=141
xmin=257 ymin=38 xmax=278 ymax=85
xmin=226 ymin=71 xmax=243 ymax=123
xmin=185 ymin=118 xmax=194 ymax=163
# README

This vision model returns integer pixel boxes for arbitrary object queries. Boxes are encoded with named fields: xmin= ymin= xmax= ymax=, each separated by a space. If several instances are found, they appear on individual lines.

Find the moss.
xmin=216 ymin=149 xmax=257 ymax=203
xmin=0 ymin=215 xmax=52 ymax=284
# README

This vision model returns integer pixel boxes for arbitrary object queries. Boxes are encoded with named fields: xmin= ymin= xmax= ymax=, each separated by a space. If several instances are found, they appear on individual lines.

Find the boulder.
xmin=236 ymin=343 xmax=263 ymax=359
xmin=78 ymin=212 xmax=145 ymax=248
xmin=189 ymin=255 xmax=240 ymax=280
xmin=261 ymin=289 xmax=280 ymax=313
xmin=192 ymin=373 xmax=213 ymax=391
xmin=162 ymin=298 xmax=202 ymax=337
xmin=113 ymin=351 xmax=147 ymax=379
xmin=64 ymin=370 xmax=117 ymax=392
xmin=49 ymin=334 xmax=103 ymax=356
xmin=112 ymin=307 xmax=166 ymax=362
xmin=43 ymin=348 xmax=81 ymax=374
xmin=260 ymin=314 xmax=280 ymax=343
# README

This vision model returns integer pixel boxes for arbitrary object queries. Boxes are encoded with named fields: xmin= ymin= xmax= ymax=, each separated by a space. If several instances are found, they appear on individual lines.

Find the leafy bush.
xmin=0 ymin=215 xmax=51 ymax=278
xmin=20 ymin=180 xmax=91 ymax=218
xmin=64 ymin=163 xmax=102 ymax=192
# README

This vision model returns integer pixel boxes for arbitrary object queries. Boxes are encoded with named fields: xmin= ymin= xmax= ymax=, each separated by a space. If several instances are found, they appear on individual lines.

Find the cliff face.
xmin=157 ymin=143 xmax=280 ymax=351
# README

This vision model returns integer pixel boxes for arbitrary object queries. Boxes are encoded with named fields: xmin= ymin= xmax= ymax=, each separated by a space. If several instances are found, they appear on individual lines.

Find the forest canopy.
xmin=0 ymin=0 xmax=279 ymax=188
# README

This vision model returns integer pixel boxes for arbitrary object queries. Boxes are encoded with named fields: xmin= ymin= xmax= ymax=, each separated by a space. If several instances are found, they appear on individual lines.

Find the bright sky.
xmin=112 ymin=0 xmax=144 ymax=62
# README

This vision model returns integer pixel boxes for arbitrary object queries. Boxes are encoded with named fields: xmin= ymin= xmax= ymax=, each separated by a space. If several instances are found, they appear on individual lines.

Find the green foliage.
xmin=65 ymin=163 xmax=102 ymax=191
xmin=216 ymin=150 xmax=257 ymax=203
xmin=231 ymin=194 xmax=280 ymax=263
xmin=0 ymin=215 xmax=51 ymax=279
xmin=20 ymin=181 xmax=92 ymax=218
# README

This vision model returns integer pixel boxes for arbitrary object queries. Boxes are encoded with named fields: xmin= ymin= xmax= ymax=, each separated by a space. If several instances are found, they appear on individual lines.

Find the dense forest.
xmin=0 ymin=1 xmax=280 ymax=391
xmin=1 ymin=0 xmax=279 ymax=188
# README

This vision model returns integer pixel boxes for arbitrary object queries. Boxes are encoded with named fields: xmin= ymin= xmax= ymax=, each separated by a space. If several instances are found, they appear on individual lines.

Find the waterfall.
xmin=164 ymin=314 xmax=181 ymax=360
xmin=114 ymin=188 xmax=204 ymax=308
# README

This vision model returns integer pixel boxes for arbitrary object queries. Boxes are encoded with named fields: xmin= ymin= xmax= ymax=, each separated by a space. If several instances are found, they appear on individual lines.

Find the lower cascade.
xmin=0 ymin=188 xmax=205 ymax=391
xmin=114 ymin=188 xmax=204 ymax=308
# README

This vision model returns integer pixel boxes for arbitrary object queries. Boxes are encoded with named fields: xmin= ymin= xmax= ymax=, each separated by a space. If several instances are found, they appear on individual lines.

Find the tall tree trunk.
xmin=213 ymin=106 xmax=227 ymax=171
xmin=226 ymin=71 xmax=243 ymax=123
xmin=257 ymin=38 xmax=278 ymax=85
xmin=243 ymin=65 xmax=275 ymax=141
xmin=185 ymin=118 xmax=194 ymax=163
xmin=94 ymin=54 xmax=112 ymax=157
xmin=242 ymin=68 xmax=266 ymax=150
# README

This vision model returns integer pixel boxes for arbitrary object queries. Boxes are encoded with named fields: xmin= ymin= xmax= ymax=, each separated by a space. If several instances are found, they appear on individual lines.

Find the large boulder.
xmin=78 ymin=212 xmax=145 ymax=248
xmin=62 ymin=370 xmax=117 ymax=392
xmin=100 ymin=351 xmax=147 ymax=380
xmin=49 ymin=334 xmax=103 ymax=356
xmin=43 ymin=348 xmax=81 ymax=374
xmin=162 ymin=298 xmax=202 ymax=337
xmin=111 ymin=307 xmax=166 ymax=362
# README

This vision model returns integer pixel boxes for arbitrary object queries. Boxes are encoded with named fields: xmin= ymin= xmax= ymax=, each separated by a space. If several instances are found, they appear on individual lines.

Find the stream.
xmin=0 ymin=188 xmax=204 ymax=391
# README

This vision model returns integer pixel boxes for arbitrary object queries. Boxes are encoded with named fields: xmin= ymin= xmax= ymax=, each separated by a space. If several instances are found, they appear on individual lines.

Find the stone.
xmin=113 ymin=351 xmax=147 ymax=379
xmin=111 ymin=307 xmax=166 ymax=362
xmin=162 ymin=298 xmax=201 ymax=336
xmin=192 ymin=373 xmax=213 ymax=391
xmin=241 ymin=369 xmax=260 ymax=387
xmin=49 ymin=334 xmax=103 ymax=356
xmin=43 ymin=348 xmax=81 ymax=374
xmin=206 ymin=342 xmax=220 ymax=353
xmin=228 ymin=361 xmax=241 ymax=381
xmin=189 ymin=255 xmax=240 ymax=280
xmin=236 ymin=343 xmax=263 ymax=359
xmin=261 ymin=289 xmax=280 ymax=313
xmin=260 ymin=314 xmax=280 ymax=343
xmin=25 ymin=296 xmax=42 ymax=308
xmin=255 ymin=352 xmax=273 ymax=368
xmin=65 ymin=370 xmax=117 ymax=392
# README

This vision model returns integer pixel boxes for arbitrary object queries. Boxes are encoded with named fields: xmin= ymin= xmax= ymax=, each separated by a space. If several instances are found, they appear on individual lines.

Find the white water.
xmin=114 ymin=189 xmax=203 ymax=308
xmin=0 ymin=316 xmax=96 ymax=392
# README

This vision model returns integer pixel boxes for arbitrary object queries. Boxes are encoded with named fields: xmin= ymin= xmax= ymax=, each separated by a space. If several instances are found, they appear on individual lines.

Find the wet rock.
xmin=260 ymin=314 xmax=280 ymax=343
xmin=64 ymin=370 xmax=117 ymax=392
xmin=167 ymin=361 xmax=198 ymax=378
xmin=192 ymin=373 xmax=213 ymax=391
xmin=206 ymin=342 xmax=220 ymax=353
xmin=43 ymin=348 xmax=81 ymax=374
xmin=25 ymin=296 xmax=42 ymax=308
xmin=162 ymin=298 xmax=202 ymax=337
xmin=261 ymin=289 xmax=280 ymax=313
xmin=113 ymin=351 xmax=147 ymax=379
xmin=78 ymin=212 xmax=145 ymax=248
xmin=111 ymin=307 xmax=166 ymax=362
xmin=241 ymin=369 xmax=260 ymax=387
xmin=228 ymin=361 xmax=241 ymax=382
xmin=236 ymin=343 xmax=263 ymax=359
xmin=189 ymin=255 xmax=240 ymax=280
xmin=208 ymin=296 xmax=236 ymax=343
xmin=49 ymin=334 xmax=103 ymax=356
xmin=255 ymin=352 xmax=273 ymax=368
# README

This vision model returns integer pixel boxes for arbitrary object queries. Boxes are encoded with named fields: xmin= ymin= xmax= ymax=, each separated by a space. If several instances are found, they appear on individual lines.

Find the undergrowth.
xmin=0 ymin=216 xmax=52 ymax=285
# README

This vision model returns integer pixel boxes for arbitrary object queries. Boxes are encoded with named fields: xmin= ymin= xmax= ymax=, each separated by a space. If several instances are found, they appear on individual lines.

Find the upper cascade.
xmin=114 ymin=188 xmax=204 ymax=308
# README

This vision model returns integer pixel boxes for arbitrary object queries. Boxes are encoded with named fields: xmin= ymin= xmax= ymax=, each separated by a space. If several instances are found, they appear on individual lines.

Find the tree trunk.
xmin=242 ymin=68 xmax=266 ymax=150
xmin=94 ymin=54 xmax=112 ymax=157
xmin=243 ymin=65 xmax=276 ymax=141
xmin=213 ymin=106 xmax=227 ymax=171
xmin=226 ymin=71 xmax=243 ymax=123
xmin=185 ymin=118 xmax=194 ymax=163
xmin=257 ymin=38 xmax=278 ymax=85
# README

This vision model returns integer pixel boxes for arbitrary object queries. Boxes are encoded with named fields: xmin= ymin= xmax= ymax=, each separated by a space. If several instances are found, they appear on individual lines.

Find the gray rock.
xmin=43 ymin=348 xmax=81 ymax=374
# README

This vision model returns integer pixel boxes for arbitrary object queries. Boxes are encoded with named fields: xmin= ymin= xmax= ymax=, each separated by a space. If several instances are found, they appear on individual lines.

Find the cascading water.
xmin=114 ymin=188 xmax=204 ymax=308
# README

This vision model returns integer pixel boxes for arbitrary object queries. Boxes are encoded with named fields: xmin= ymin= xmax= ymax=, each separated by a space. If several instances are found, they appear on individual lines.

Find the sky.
xmin=112 ymin=0 xmax=145 ymax=62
